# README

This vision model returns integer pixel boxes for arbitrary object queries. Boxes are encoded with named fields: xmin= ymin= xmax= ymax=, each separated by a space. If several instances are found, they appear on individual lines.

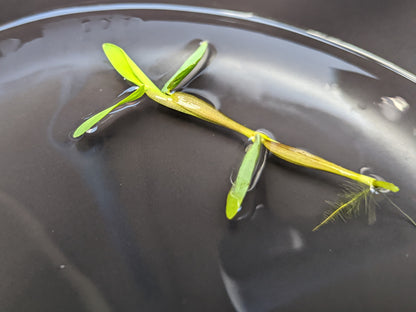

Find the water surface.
xmin=1 ymin=5 xmax=416 ymax=312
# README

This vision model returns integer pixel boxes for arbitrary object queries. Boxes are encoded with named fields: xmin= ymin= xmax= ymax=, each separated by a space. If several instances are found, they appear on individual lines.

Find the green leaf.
xmin=102 ymin=43 xmax=160 ymax=92
xmin=73 ymin=85 xmax=146 ymax=138
xmin=161 ymin=41 xmax=209 ymax=93
xmin=226 ymin=134 xmax=262 ymax=219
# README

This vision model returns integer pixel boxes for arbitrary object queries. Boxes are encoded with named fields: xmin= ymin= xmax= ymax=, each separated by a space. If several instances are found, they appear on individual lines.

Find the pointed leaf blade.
xmin=73 ymin=86 xmax=145 ymax=138
xmin=226 ymin=134 xmax=262 ymax=219
xmin=162 ymin=41 xmax=209 ymax=93
xmin=102 ymin=43 xmax=143 ymax=86
xmin=102 ymin=43 xmax=161 ymax=92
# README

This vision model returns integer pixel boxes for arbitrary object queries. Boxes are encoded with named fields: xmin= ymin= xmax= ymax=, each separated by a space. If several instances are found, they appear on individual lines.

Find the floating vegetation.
xmin=73 ymin=40 xmax=415 ymax=230
xmin=73 ymin=85 xmax=145 ymax=138
xmin=161 ymin=40 xmax=209 ymax=94
xmin=226 ymin=133 xmax=263 ymax=220
xmin=313 ymin=183 xmax=416 ymax=231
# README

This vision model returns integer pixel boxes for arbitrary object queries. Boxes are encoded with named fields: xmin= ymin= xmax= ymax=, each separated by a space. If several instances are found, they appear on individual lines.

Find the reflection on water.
xmin=377 ymin=96 xmax=409 ymax=121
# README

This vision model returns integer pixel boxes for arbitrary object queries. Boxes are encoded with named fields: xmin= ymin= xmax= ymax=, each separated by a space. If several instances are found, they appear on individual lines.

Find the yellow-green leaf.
xmin=226 ymin=134 xmax=262 ymax=219
xmin=161 ymin=41 xmax=209 ymax=93
xmin=73 ymin=86 xmax=145 ymax=138
xmin=102 ymin=43 xmax=160 ymax=92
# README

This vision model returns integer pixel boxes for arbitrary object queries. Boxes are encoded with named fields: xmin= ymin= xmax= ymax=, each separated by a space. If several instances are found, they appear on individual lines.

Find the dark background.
xmin=1 ymin=0 xmax=415 ymax=74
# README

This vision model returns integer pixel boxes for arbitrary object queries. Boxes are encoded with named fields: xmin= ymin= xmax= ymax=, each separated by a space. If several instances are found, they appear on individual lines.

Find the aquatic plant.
xmin=313 ymin=182 xmax=416 ymax=231
xmin=73 ymin=40 xmax=415 ymax=230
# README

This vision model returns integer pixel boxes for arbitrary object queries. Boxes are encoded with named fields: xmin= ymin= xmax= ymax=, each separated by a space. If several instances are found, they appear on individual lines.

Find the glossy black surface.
xmin=0 ymin=6 xmax=416 ymax=312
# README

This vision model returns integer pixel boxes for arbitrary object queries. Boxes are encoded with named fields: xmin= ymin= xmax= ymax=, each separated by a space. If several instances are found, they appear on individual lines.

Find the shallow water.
xmin=1 ymin=5 xmax=416 ymax=312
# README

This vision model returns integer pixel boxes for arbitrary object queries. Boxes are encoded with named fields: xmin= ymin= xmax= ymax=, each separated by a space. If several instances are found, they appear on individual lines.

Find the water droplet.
xmin=81 ymin=19 xmax=91 ymax=32
xmin=360 ymin=167 xmax=390 ymax=193
xmin=377 ymin=96 xmax=409 ymax=121
xmin=86 ymin=126 xmax=97 ymax=134
xmin=359 ymin=166 xmax=372 ymax=175
xmin=59 ymin=264 xmax=66 ymax=269
xmin=256 ymin=128 xmax=276 ymax=141
xmin=0 ymin=38 xmax=21 ymax=57
xmin=100 ymin=18 xmax=111 ymax=30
